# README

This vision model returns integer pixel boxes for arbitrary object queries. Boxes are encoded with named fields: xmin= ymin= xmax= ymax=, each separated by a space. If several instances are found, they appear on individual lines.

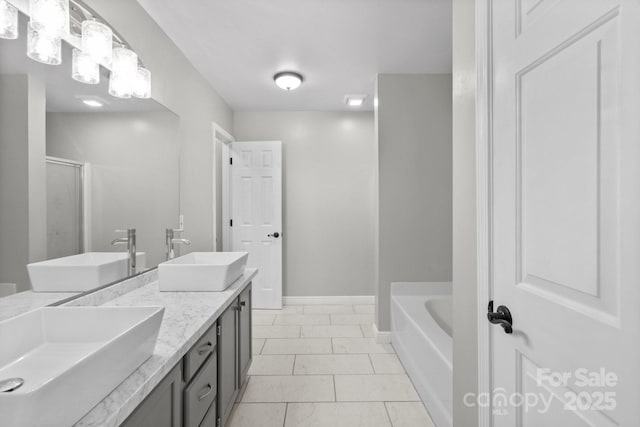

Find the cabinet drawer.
xmin=199 ymin=401 xmax=216 ymax=427
xmin=184 ymin=353 xmax=217 ymax=427
xmin=184 ymin=323 xmax=217 ymax=382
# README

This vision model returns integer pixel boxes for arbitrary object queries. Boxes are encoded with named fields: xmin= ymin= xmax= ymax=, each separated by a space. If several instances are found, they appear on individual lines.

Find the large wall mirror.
xmin=0 ymin=11 xmax=180 ymax=308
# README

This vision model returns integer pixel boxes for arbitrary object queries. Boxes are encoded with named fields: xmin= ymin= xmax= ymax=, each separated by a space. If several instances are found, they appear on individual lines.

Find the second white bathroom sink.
xmin=158 ymin=252 xmax=248 ymax=292
xmin=27 ymin=252 xmax=146 ymax=293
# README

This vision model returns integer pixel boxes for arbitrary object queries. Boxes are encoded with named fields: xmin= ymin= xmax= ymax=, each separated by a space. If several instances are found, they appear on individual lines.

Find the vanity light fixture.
xmin=81 ymin=19 xmax=112 ymax=65
xmin=29 ymin=0 xmax=70 ymax=38
xmin=27 ymin=22 xmax=61 ymax=65
xmin=5 ymin=0 xmax=151 ymax=99
xmin=72 ymin=48 xmax=99 ymax=84
xmin=274 ymin=71 xmax=303 ymax=91
xmin=0 ymin=0 xmax=18 ymax=39
xmin=345 ymin=95 xmax=366 ymax=107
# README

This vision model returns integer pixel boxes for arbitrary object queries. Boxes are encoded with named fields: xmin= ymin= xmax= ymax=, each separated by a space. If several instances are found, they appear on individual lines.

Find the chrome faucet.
xmin=111 ymin=229 xmax=137 ymax=276
xmin=166 ymin=228 xmax=191 ymax=260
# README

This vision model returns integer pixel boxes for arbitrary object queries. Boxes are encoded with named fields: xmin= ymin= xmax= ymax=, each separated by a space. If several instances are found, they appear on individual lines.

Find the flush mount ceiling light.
xmin=345 ymin=95 xmax=367 ymax=107
xmin=274 ymin=71 xmax=303 ymax=91
xmin=82 ymin=99 xmax=103 ymax=107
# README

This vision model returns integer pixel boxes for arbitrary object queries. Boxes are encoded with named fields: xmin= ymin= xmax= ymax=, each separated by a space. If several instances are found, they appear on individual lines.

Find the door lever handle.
xmin=487 ymin=301 xmax=513 ymax=334
xmin=267 ymin=232 xmax=280 ymax=238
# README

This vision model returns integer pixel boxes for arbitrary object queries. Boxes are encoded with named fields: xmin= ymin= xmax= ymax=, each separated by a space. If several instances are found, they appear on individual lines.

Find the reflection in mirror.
xmin=0 ymin=13 xmax=180 ymax=308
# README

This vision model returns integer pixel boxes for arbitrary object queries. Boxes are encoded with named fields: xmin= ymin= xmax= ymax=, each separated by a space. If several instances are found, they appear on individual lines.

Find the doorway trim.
xmin=212 ymin=122 xmax=234 ymax=252
xmin=475 ymin=0 xmax=492 ymax=426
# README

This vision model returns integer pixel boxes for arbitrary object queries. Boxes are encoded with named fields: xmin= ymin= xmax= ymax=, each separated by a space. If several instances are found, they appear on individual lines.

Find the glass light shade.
xmin=27 ymin=23 xmax=61 ymax=65
xmin=274 ymin=72 xmax=303 ymax=91
xmin=108 ymin=72 xmax=131 ymax=98
xmin=0 ymin=0 xmax=18 ymax=40
xmin=111 ymin=47 xmax=137 ymax=77
xmin=29 ymin=0 xmax=69 ymax=38
xmin=72 ymin=48 xmax=99 ymax=84
xmin=132 ymin=67 xmax=151 ymax=99
xmin=82 ymin=20 xmax=112 ymax=65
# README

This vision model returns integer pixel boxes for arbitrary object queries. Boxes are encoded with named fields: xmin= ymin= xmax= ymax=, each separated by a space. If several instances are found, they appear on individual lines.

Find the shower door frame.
xmin=45 ymin=156 xmax=91 ymax=254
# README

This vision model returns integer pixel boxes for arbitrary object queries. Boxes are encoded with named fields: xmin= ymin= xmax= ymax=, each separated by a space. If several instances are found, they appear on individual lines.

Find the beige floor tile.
xmin=262 ymin=338 xmax=333 ymax=355
xmin=247 ymin=355 xmax=295 ymax=375
xmin=300 ymin=325 xmax=363 ymax=338
xmin=385 ymin=402 xmax=435 ymax=427
xmin=303 ymin=305 xmax=355 ymax=314
xmin=252 ymin=305 xmax=303 ymax=315
xmin=334 ymin=375 xmax=420 ymax=402
xmin=285 ymin=402 xmax=391 ymax=427
xmin=252 ymin=314 xmax=276 ymax=325
xmin=252 ymin=338 xmax=266 ymax=355
xmin=369 ymin=354 xmax=405 ymax=374
xmin=360 ymin=324 xmax=376 ymax=338
xmin=242 ymin=375 xmax=335 ymax=402
xmin=227 ymin=403 xmax=287 ymax=427
xmin=332 ymin=338 xmax=395 ymax=354
xmin=354 ymin=305 xmax=375 ymax=314
xmin=294 ymin=354 xmax=374 ymax=375
xmin=330 ymin=314 xmax=375 ymax=325
xmin=253 ymin=325 xmax=301 ymax=339
xmin=274 ymin=314 xmax=331 ymax=325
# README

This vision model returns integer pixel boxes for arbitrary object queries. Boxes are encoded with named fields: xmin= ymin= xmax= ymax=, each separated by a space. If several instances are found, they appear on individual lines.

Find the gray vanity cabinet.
xmin=238 ymin=286 xmax=252 ymax=386
xmin=121 ymin=283 xmax=252 ymax=427
xmin=217 ymin=301 xmax=238 ymax=427
xmin=218 ymin=285 xmax=253 ymax=427
xmin=121 ymin=362 xmax=183 ymax=427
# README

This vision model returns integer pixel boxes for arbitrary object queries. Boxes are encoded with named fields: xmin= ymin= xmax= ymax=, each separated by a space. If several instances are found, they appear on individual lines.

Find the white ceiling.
xmin=136 ymin=0 xmax=452 ymax=112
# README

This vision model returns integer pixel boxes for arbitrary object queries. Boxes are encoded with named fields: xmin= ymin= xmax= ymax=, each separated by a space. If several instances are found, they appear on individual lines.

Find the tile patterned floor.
xmin=227 ymin=304 xmax=436 ymax=427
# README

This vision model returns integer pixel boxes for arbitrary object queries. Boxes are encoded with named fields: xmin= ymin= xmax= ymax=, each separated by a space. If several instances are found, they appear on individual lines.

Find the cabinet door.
xmin=217 ymin=302 xmax=238 ymax=427
xmin=121 ymin=362 xmax=182 ymax=427
xmin=238 ymin=284 xmax=252 ymax=386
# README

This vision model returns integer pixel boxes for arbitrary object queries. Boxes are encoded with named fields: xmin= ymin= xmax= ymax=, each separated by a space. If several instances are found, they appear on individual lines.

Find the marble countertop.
xmin=72 ymin=268 xmax=258 ymax=427
xmin=0 ymin=290 xmax=79 ymax=322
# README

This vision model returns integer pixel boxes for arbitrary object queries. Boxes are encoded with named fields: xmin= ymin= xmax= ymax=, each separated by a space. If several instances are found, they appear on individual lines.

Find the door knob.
xmin=487 ymin=301 xmax=513 ymax=334
xmin=267 ymin=232 xmax=280 ymax=238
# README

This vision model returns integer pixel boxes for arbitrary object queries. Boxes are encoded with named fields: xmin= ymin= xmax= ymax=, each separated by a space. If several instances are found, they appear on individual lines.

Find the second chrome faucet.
xmin=166 ymin=228 xmax=191 ymax=260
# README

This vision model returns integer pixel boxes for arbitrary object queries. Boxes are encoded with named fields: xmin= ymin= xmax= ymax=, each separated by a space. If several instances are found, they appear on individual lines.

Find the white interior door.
xmin=230 ymin=141 xmax=283 ymax=309
xmin=490 ymin=1 xmax=640 ymax=425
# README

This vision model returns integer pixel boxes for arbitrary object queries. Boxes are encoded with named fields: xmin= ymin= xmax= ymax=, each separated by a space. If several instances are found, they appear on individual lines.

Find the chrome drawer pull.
xmin=197 ymin=342 xmax=213 ymax=355
xmin=198 ymin=384 xmax=213 ymax=401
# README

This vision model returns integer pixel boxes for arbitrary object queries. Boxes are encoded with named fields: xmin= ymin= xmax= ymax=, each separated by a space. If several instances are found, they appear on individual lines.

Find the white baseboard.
xmin=283 ymin=295 xmax=375 ymax=305
xmin=373 ymin=323 xmax=392 ymax=344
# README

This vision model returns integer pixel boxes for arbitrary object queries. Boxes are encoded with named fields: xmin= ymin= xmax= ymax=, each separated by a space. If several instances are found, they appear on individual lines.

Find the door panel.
xmin=230 ymin=141 xmax=282 ymax=309
xmin=490 ymin=1 xmax=640 ymax=425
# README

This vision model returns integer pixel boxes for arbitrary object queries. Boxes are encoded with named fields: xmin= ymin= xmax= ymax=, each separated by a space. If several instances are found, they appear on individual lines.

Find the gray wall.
xmin=46 ymin=112 xmax=180 ymax=268
xmin=0 ymin=75 xmax=47 ymax=292
xmin=452 ymin=0 xmax=479 ymax=425
xmin=233 ymin=112 xmax=376 ymax=297
xmin=375 ymin=74 xmax=453 ymax=331
xmin=86 ymin=0 xmax=234 ymax=253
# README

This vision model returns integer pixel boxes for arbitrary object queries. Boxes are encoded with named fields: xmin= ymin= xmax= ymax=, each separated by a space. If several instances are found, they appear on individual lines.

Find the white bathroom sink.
xmin=0 ymin=306 xmax=164 ymax=427
xmin=27 ymin=252 xmax=146 ymax=292
xmin=158 ymin=252 xmax=248 ymax=292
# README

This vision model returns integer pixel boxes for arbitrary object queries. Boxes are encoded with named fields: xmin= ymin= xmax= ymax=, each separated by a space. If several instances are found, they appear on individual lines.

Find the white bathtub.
xmin=391 ymin=282 xmax=452 ymax=427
